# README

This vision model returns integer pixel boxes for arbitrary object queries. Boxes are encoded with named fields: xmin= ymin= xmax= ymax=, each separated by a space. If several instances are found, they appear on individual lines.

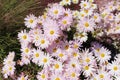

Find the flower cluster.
xmin=2 ymin=52 xmax=16 ymax=78
xmin=2 ymin=0 xmax=120 ymax=80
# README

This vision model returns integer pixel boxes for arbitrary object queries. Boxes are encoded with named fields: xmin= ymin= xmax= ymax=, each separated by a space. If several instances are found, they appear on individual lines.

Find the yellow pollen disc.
xmin=84 ymin=22 xmax=89 ymax=27
xmin=35 ymin=53 xmax=39 ymax=57
xmin=35 ymin=36 xmax=39 ymax=40
xmin=94 ymin=16 xmax=97 ymax=19
xmin=65 ymin=13 xmax=68 ymax=16
xmin=100 ymin=53 xmax=105 ymax=58
xmin=29 ymin=19 xmax=33 ymax=23
xmin=9 ymin=67 xmax=12 ymax=70
xmin=65 ymin=45 xmax=69 ymax=50
xmin=84 ymin=66 xmax=89 ymax=70
xmin=81 ymin=14 xmax=85 ymax=17
xmin=83 ymin=4 xmax=87 ymax=7
xmin=72 ymin=64 xmax=76 ymax=68
xmin=55 ymin=77 xmax=60 ymax=80
xmin=50 ymin=30 xmax=55 ymax=35
xmin=41 ymin=39 xmax=45 ymax=44
xmin=62 ymin=20 xmax=67 ymax=25
xmin=54 ymin=10 xmax=58 ymax=14
xmin=59 ymin=53 xmax=64 ymax=57
xmin=73 ymin=52 xmax=77 ymax=57
xmin=41 ymin=74 xmax=45 ymax=79
xmin=84 ymin=10 xmax=88 ymax=13
xmin=85 ymin=58 xmax=90 ymax=63
xmin=25 ymin=48 xmax=29 ymax=53
xmin=74 ymin=44 xmax=79 ymax=49
xmin=53 ymin=48 xmax=57 ymax=53
xmin=99 ymin=74 xmax=104 ymax=79
xmin=55 ymin=40 xmax=59 ymax=43
xmin=22 ymin=35 xmax=27 ymax=40
xmin=71 ymin=73 xmax=76 ymax=77
xmin=54 ymin=64 xmax=60 ymax=69
xmin=21 ymin=77 xmax=25 ymax=80
xmin=43 ymin=58 xmax=48 ymax=63
xmin=66 ymin=0 xmax=69 ymax=2
xmin=113 ymin=66 xmax=118 ymax=71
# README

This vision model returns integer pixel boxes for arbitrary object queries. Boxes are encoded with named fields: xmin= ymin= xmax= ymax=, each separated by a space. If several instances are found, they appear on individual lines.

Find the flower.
xmin=62 ymin=0 xmax=71 ymax=5
xmin=41 ymin=54 xmax=52 ymax=68
xmin=72 ymin=0 xmax=79 ymax=4
xmin=48 ymin=3 xmax=64 ymax=19
xmin=17 ymin=74 xmax=29 ymax=80
xmin=82 ymin=64 xmax=95 ymax=77
xmin=36 ymin=35 xmax=50 ymax=49
xmin=74 ymin=32 xmax=88 ymax=42
xmin=50 ymin=72 xmax=65 ymax=80
xmin=18 ymin=30 xmax=31 ymax=43
xmin=95 ymin=47 xmax=111 ymax=64
xmin=77 ymin=18 xmax=96 ymax=32
xmin=52 ymin=61 xmax=64 ymax=72
xmin=59 ymin=16 xmax=72 ymax=30
xmin=24 ymin=14 xmax=37 ymax=29
xmin=2 ymin=52 xmax=16 ymax=78
xmin=56 ymin=49 xmax=68 ymax=62
xmin=32 ymin=49 xmax=43 ymax=65
xmin=43 ymin=18 xmax=60 ymax=41
xmin=80 ymin=0 xmax=90 ymax=9
xmin=36 ymin=69 xmax=49 ymax=80
xmin=93 ymin=13 xmax=101 ymax=23
xmin=108 ymin=61 xmax=120 ymax=76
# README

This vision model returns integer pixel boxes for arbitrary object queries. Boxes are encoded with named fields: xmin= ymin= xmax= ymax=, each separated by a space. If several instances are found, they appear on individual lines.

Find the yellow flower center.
xmin=25 ymin=48 xmax=29 ymax=53
xmin=84 ymin=22 xmax=89 ymax=27
xmin=54 ymin=10 xmax=58 ymax=14
xmin=73 ymin=52 xmax=78 ymax=57
xmin=84 ymin=66 xmax=89 ymax=70
xmin=35 ymin=53 xmax=39 ymax=57
xmin=65 ymin=45 xmax=69 ymax=50
xmin=83 ymin=3 xmax=87 ymax=7
xmin=99 ymin=74 xmax=104 ymax=79
xmin=50 ymin=30 xmax=55 ymax=35
xmin=74 ymin=44 xmax=79 ymax=49
xmin=84 ymin=10 xmax=89 ymax=14
xmin=54 ymin=64 xmax=60 ymax=69
xmin=55 ymin=77 xmax=60 ymax=80
xmin=72 ymin=64 xmax=76 ymax=68
xmin=41 ymin=74 xmax=46 ymax=79
xmin=59 ymin=53 xmax=64 ymax=57
xmin=53 ymin=48 xmax=57 ymax=53
xmin=43 ymin=58 xmax=48 ymax=63
xmin=113 ymin=66 xmax=118 ymax=71
xmin=71 ymin=72 xmax=76 ymax=77
xmin=22 ymin=35 xmax=27 ymax=40
xmin=29 ymin=19 xmax=33 ymax=23
xmin=94 ymin=16 xmax=97 ymax=19
xmin=65 ymin=13 xmax=68 ymax=16
xmin=62 ymin=20 xmax=67 ymax=25
xmin=9 ymin=67 xmax=12 ymax=71
xmin=41 ymin=39 xmax=45 ymax=44
xmin=85 ymin=58 xmax=90 ymax=63
xmin=100 ymin=53 xmax=105 ymax=58
xmin=21 ymin=77 xmax=25 ymax=80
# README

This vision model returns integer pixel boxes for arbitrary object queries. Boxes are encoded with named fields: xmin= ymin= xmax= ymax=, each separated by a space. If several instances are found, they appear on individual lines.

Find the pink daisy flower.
xmin=24 ymin=14 xmax=37 ymax=29
xmin=43 ymin=18 xmax=61 ymax=41
xmin=77 ymin=18 xmax=96 ymax=32
xmin=48 ymin=3 xmax=64 ymax=19
xmin=59 ymin=16 xmax=73 ymax=30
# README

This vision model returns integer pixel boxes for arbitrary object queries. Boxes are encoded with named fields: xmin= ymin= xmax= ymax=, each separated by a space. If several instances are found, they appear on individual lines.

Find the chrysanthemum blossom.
xmin=48 ymin=3 xmax=64 ymax=19
xmin=43 ymin=18 xmax=60 ymax=41
xmin=24 ymin=14 xmax=37 ymax=29
xmin=77 ymin=18 xmax=96 ymax=32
